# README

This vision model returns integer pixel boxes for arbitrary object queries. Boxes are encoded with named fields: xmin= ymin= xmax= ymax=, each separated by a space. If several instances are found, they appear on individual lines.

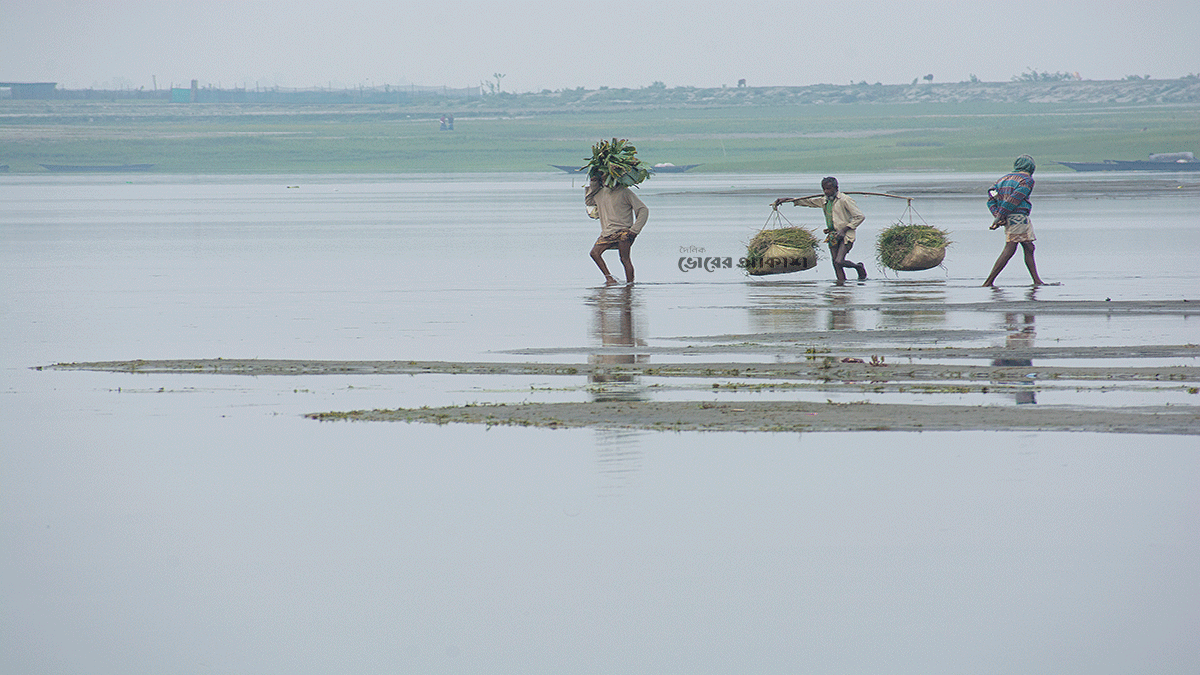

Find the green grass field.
xmin=2 ymin=100 xmax=1196 ymax=174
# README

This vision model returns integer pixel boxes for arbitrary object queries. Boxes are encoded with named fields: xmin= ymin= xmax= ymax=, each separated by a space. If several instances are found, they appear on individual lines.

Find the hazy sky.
xmin=4 ymin=0 xmax=1198 ymax=92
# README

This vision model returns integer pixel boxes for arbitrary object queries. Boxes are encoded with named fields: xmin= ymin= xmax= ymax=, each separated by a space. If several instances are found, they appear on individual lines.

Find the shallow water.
xmin=4 ymin=172 xmax=1198 ymax=366
xmin=2 ymin=172 xmax=1198 ymax=674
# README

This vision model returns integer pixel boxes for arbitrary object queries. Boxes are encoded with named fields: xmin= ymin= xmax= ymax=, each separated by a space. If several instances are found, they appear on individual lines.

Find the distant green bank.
xmin=2 ymin=98 xmax=1197 ymax=174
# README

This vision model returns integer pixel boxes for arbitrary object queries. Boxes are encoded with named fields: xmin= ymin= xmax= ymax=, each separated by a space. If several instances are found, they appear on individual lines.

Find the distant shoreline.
xmin=3 ymin=92 xmax=1197 ymax=174
xmin=8 ymin=77 xmax=1200 ymax=109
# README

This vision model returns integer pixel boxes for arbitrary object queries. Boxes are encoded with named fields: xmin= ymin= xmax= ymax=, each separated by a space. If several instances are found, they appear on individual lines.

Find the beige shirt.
xmin=792 ymin=192 xmax=865 ymax=243
xmin=585 ymin=183 xmax=649 ymax=238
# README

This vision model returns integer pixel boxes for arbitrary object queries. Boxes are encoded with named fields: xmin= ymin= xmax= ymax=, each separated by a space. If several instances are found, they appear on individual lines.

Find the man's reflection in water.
xmin=992 ymin=311 xmax=1037 ymax=404
xmin=825 ymin=285 xmax=856 ymax=331
xmin=587 ymin=284 xmax=647 ymax=402
xmin=586 ymin=286 xmax=647 ymax=495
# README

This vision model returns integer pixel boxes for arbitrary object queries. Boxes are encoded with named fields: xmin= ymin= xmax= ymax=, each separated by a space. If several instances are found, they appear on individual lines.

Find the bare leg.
xmin=617 ymin=236 xmax=635 ymax=284
xmin=983 ymin=242 xmax=1018 ymax=287
xmin=841 ymin=244 xmax=867 ymax=280
xmin=829 ymin=242 xmax=847 ymax=282
xmin=590 ymin=243 xmax=620 ymax=285
xmin=1021 ymin=241 xmax=1044 ymax=285
xmin=831 ymin=240 xmax=866 ymax=280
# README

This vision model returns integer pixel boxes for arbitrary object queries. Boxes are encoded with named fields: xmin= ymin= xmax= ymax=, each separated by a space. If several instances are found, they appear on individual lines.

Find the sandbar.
xmin=45 ymin=338 xmax=1200 ymax=434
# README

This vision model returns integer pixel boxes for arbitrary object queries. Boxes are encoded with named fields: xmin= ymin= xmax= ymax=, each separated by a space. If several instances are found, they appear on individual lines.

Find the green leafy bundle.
xmin=582 ymin=138 xmax=651 ymax=188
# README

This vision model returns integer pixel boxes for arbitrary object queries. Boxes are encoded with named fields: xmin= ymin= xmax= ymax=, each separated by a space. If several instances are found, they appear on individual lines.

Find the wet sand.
xmin=46 ymin=329 xmax=1200 ymax=434
xmin=306 ymin=399 xmax=1198 ymax=435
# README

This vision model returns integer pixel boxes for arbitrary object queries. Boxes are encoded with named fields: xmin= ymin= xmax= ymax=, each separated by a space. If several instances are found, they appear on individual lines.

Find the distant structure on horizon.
xmin=170 ymin=80 xmax=199 ymax=103
xmin=0 ymin=82 xmax=57 ymax=99
xmin=1 ymin=79 xmax=482 ymax=104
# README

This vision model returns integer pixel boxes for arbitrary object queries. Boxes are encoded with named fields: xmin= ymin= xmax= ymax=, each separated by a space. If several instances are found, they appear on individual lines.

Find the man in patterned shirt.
xmin=983 ymin=155 xmax=1046 ymax=287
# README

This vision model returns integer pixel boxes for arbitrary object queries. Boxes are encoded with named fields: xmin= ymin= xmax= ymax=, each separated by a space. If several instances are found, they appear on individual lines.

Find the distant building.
xmin=0 ymin=82 xmax=58 ymax=99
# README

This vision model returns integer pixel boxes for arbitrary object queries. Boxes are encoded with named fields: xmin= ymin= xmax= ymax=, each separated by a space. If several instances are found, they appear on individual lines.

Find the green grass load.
xmin=741 ymin=226 xmax=821 ymax=275
xmin=875 ymin=223 xmax=951 ymax=271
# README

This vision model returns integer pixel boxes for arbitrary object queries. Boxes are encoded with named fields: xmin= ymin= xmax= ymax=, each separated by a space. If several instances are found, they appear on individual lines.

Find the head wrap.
xmin=1013 ymin=155 xmax=1036 ymax=174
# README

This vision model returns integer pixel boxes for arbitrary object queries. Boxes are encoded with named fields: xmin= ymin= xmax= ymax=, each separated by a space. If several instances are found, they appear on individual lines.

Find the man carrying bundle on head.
xmin=773 ymin=176 xmax=867 ymax=281
xmin=584 ymin=139 xmax=650 ymax=286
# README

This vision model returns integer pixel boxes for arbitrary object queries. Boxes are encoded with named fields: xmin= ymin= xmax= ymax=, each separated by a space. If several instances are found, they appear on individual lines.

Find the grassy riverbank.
xmin=2 ymin=98 xmax=1197 ymax=174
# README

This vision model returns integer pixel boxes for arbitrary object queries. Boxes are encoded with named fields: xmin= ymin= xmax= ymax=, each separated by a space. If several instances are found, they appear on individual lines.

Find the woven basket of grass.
xmin=876 ymin=223 xmax=951 ymax=271
xmin=741 ymin=212 xmax=820 ymax=275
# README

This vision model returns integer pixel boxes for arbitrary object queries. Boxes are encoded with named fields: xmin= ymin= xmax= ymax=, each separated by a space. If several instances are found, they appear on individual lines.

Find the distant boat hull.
xmin=40 ymin=163 xmax=154 ymax=172
xmin=1058 ymin=160 xmax=1200 ymax=172
xmin=551 ymin=163 xmax=700 ymax=173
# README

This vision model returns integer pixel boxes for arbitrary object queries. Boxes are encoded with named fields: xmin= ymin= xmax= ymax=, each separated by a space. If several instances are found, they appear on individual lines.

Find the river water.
xmin=2 ymin=172 xmax=1197 ymax=674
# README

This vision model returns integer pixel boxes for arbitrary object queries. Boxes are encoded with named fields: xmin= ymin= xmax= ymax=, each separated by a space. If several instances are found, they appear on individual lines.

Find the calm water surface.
xmin=2 ymin=173 xmax=1198 ymax=674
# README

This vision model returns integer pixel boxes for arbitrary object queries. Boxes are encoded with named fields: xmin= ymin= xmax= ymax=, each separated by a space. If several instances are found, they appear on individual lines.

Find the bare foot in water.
xmin=855 ymin=263 xmax=867 ymax=280
xmin=604 ymin=275 xmax=620 ymax=286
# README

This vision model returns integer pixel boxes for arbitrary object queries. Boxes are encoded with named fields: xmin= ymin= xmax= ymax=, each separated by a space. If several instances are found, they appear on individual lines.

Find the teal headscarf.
xmin=1013 ymin=154 xmax=1036 ymax=174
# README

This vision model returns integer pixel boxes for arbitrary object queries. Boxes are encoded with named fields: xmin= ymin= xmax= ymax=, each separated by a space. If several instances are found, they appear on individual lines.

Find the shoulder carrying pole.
xmin=801 ymin=191 xmax=912 ymax=201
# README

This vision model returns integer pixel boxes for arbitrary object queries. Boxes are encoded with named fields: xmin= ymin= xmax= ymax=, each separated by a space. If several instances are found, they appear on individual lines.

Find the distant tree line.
xmin=4 ymin=84 xmax=481 ymax=103
xmin=7 ymin=75 xmax=1199 ymax=108
xmin=1011 ymin=68 xmax=1082 ymax=82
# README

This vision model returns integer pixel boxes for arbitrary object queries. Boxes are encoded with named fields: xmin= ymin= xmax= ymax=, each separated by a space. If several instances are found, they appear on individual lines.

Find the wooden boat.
xmin=551 ymin=163 xmax=700 ymax=173
xmin=649 ymin=163 xmax=701 ymax=173
xmin=39 ymin=163 xmax=154 ymax=172
xmin=1058 ymin=152 xmax=1200 ymax=172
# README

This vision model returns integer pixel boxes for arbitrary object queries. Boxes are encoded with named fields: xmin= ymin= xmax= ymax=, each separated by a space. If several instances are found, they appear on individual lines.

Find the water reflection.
xmin=878 ymin=280 xmax=948 ymax=328
xmin=747 ymin=284 xmax=820 ymax=333
xmin=586 ymin=285 xmax=647 ymax=402
xmin=824 ymin=284 xmax=857 ymax=331
xmin=992 ymin=305 xmax=1038 ymax=405
xmin=745 ymin=281 xmax=866 ymax=334
xmin=594 ymin=429 xmax=644 ymax=497
xmin=585 ymin=287 xmax=647 ymax=492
